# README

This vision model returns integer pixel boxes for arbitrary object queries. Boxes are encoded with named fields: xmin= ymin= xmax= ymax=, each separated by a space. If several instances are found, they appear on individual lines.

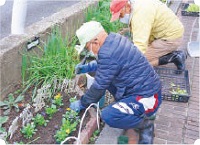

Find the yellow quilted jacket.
xmin=130 ymin=0 xmax=184 ymax=53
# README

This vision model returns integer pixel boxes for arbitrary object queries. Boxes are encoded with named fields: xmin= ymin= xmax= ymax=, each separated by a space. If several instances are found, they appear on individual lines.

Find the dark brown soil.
xmin=1 ymin=78 xmax=91 ymax=144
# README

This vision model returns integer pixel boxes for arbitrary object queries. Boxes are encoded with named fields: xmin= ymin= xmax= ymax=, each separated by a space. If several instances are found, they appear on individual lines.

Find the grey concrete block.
xmin=95 ymin=124 xmax=124 ymax=144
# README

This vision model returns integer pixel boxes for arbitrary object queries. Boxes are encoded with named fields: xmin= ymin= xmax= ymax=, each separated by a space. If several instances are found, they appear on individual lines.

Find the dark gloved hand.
xmin=75 ymin=60 xmax=97 ymax=74
xmin=70 ymin=100 xmax=86 ymax=112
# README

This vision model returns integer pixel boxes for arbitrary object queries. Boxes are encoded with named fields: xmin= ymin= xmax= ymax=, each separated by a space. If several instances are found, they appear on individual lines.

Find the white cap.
xmin=75 ymin=21 xmax=104 ymax=54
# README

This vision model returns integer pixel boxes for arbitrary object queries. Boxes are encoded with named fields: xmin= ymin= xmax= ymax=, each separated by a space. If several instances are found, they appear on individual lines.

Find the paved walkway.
xmin=154 ymin=1 xmax=199 ymax=144
xmin=96 ymin=0 xmax=199 ymax=144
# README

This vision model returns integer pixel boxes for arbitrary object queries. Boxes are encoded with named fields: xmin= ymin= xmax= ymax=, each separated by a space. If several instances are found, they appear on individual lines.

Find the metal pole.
xmin=11 ymin=0 xmax=27 ymax=34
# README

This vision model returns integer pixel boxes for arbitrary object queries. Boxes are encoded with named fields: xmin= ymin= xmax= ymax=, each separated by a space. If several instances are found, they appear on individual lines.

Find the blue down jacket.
xmin=81 ymin=33 xmax=161 ymax=107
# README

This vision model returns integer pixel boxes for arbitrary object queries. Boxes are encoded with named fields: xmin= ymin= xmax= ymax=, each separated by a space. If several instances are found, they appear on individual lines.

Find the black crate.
xmin=181 ymin=3 xmax=199 ymax=17
xmin=154 ymin=67 xmax=191 ymax=102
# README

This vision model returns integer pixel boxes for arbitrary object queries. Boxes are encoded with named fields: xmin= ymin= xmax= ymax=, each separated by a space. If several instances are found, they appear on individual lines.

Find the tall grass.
xmin=85 ymin=0 xmax=127 ymax=33
xmin=21 ymin=27 xmax=79 ymax=97
xmin=21 ymin=0 xmax=127 ymax=98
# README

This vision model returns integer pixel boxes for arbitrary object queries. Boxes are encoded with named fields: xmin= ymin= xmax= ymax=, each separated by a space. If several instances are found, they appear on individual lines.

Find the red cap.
xmin=110 ymin=0 xmax=128 ymax=22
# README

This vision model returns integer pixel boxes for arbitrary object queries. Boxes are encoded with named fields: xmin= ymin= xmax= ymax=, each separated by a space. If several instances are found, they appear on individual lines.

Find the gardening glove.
xmin=75 ymin=60 xmax=97 ymax=74
xmin=70 ymin=100 xmax=86 ymax=112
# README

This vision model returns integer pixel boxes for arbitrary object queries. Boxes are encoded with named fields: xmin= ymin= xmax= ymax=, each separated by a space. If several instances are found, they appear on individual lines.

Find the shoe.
xmin=172 ymin=51 xmax=187 ymax=71
xmin=136 ymin=119 xmax=154 ymax=144
xmin=158 ymin=50 xmax=187 ymax=71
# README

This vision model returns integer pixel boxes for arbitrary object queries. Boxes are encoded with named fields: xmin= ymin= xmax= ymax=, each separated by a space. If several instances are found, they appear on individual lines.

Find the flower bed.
xmin=0 ymin=0 xmax=124 ymax=144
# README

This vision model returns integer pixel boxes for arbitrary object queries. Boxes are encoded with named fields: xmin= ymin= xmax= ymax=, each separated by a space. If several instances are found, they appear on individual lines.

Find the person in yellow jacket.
xmin=110 ymin=0 xmax=187 ymax=71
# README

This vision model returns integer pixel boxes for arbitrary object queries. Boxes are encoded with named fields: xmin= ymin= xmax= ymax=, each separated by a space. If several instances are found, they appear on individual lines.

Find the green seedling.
xmin=69 ymin=96 xmax=77 ymax=103
xmin=0 ymin=93 xmax=24 ymax=115
xmin=186 ymin=4 xmax=200 ymax=12
xmin=170 ymin=83 xmax=188 ymax=95
xmin=54 ymin=118 xmax=79 ymax=143
xmin=21 ymin=123 xmax=37 ymax=139
xmin=45 ymin=104 xmax=57 ymax=119
xmin=63 ymin=109 xmax=79 ymax=122
xmin=32 ymin=114 xmax=48 ymax=126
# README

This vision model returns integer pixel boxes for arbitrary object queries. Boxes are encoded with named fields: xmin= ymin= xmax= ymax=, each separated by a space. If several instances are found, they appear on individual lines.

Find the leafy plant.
xmin=0 ymin=93 xmax=24 ymax=115
xmin=86 ymin=0 xmax=126 ymax=33
xmin=32 ymin=114 xmax=48 ymax=126
xmin=21 ymin=27 xmax=79 ymax=98
xmin=69 ymin=96 xmax=77 ymax=103
xmin=54 ymin=118 xmax=79 ymax=143
xmin=45 ymin=104 xmax=57 ymax=119
xmin=170 ymin=83 xmax=188 ymax=95
xmin=186 ymin=3 xmax=200 ymax=12
xmin=54 ymin=104 xmax=80 ymax=143
xmin=63 ymin=109 xmax=79 ymax=122
xmin=52 ymin=93 xmax=63 ymax=107
xmin=21 ymin=123 xmax=37 ymax=139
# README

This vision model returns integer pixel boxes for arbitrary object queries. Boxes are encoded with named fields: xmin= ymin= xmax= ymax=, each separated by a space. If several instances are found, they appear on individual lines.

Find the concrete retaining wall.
xmin=0 ymin=1 xmax=98 ymax=99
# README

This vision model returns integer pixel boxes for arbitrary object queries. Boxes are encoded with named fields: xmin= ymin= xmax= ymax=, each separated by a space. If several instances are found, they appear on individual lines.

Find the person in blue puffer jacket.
xmin=70 ymin=21 xmax=162 ymax=144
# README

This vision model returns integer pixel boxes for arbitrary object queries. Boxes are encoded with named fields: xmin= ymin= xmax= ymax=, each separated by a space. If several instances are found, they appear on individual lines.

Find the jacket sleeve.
xmin=130 ymin=3 xmax=156 ymax=53
xmin=80 ymin=57 xmax=120 ymax=107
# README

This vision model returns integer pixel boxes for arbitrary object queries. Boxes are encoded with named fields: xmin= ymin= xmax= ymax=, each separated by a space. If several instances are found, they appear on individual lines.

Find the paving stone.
xmin=167 ymin=140 xmax=180 ymax=144
xmin=167 ymin=132 xmax=183 ymax=143
xmin=185 ymin=124 xmax=199 ymax=133
xmin=154 ymin=129 xmax=169 ymax=140
xmin=187 ymin=116 xmax=199 ymax=123
xmin=183 ymin=137 xmax=196 ymax=144
xmin=155 ymin=119 xmax=171 ymax=127
xmin=173 ymin=106 xmax=187 ymax=112
xmin=154 ymin=137 xmax=167 ymax=144
xmin=159 ymin=107 xmax=187 ymax=116
xmin=185 ymin=129 xmax=199 ymax=139
xmin=186 ymin=120 xmax=199 ymax=127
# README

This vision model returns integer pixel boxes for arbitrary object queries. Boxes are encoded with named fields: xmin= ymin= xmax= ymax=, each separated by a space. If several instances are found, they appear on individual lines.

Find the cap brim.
xmin=75 ymin=45 xmax=85 ymax=54
xmin=110 ymin=11 xmax=121 ymax=22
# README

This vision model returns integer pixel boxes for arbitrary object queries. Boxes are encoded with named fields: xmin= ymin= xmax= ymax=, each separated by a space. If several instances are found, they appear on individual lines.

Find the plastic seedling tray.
xmin=154 ymin=67 xmax=191 ymax=102
xmin=181 ymin=3 xmax=199 ymax=17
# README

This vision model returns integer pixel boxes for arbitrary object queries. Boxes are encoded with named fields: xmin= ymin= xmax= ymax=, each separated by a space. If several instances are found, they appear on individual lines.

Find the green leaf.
xmin=8 ymin=93 xmax=14 ymax=102
xmin=14 ymin=95 xmax=24 ymax=103
xmin=0 ymin=116 xmax=9 ymax=126
xmin=0 ymin=101 xmax=7 ymax=107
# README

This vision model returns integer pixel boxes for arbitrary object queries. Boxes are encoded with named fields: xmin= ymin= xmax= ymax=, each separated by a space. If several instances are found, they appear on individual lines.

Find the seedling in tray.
xmin=186 ymin=3 xmax=200 ymax=12
xmin=169 ymin=83 xmax=188 ymax=95
xmin=169 ymin=83 xmax=188 ymax=100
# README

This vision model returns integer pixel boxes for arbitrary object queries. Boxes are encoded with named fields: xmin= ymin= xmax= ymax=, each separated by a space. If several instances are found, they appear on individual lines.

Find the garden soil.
xmin=1 ymin=78 xmax=91 ymax=144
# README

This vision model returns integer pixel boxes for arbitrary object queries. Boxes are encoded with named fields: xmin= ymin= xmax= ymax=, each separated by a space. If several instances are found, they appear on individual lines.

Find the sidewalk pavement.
xmin=96 ymin=0 xmax=199 ymax=144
